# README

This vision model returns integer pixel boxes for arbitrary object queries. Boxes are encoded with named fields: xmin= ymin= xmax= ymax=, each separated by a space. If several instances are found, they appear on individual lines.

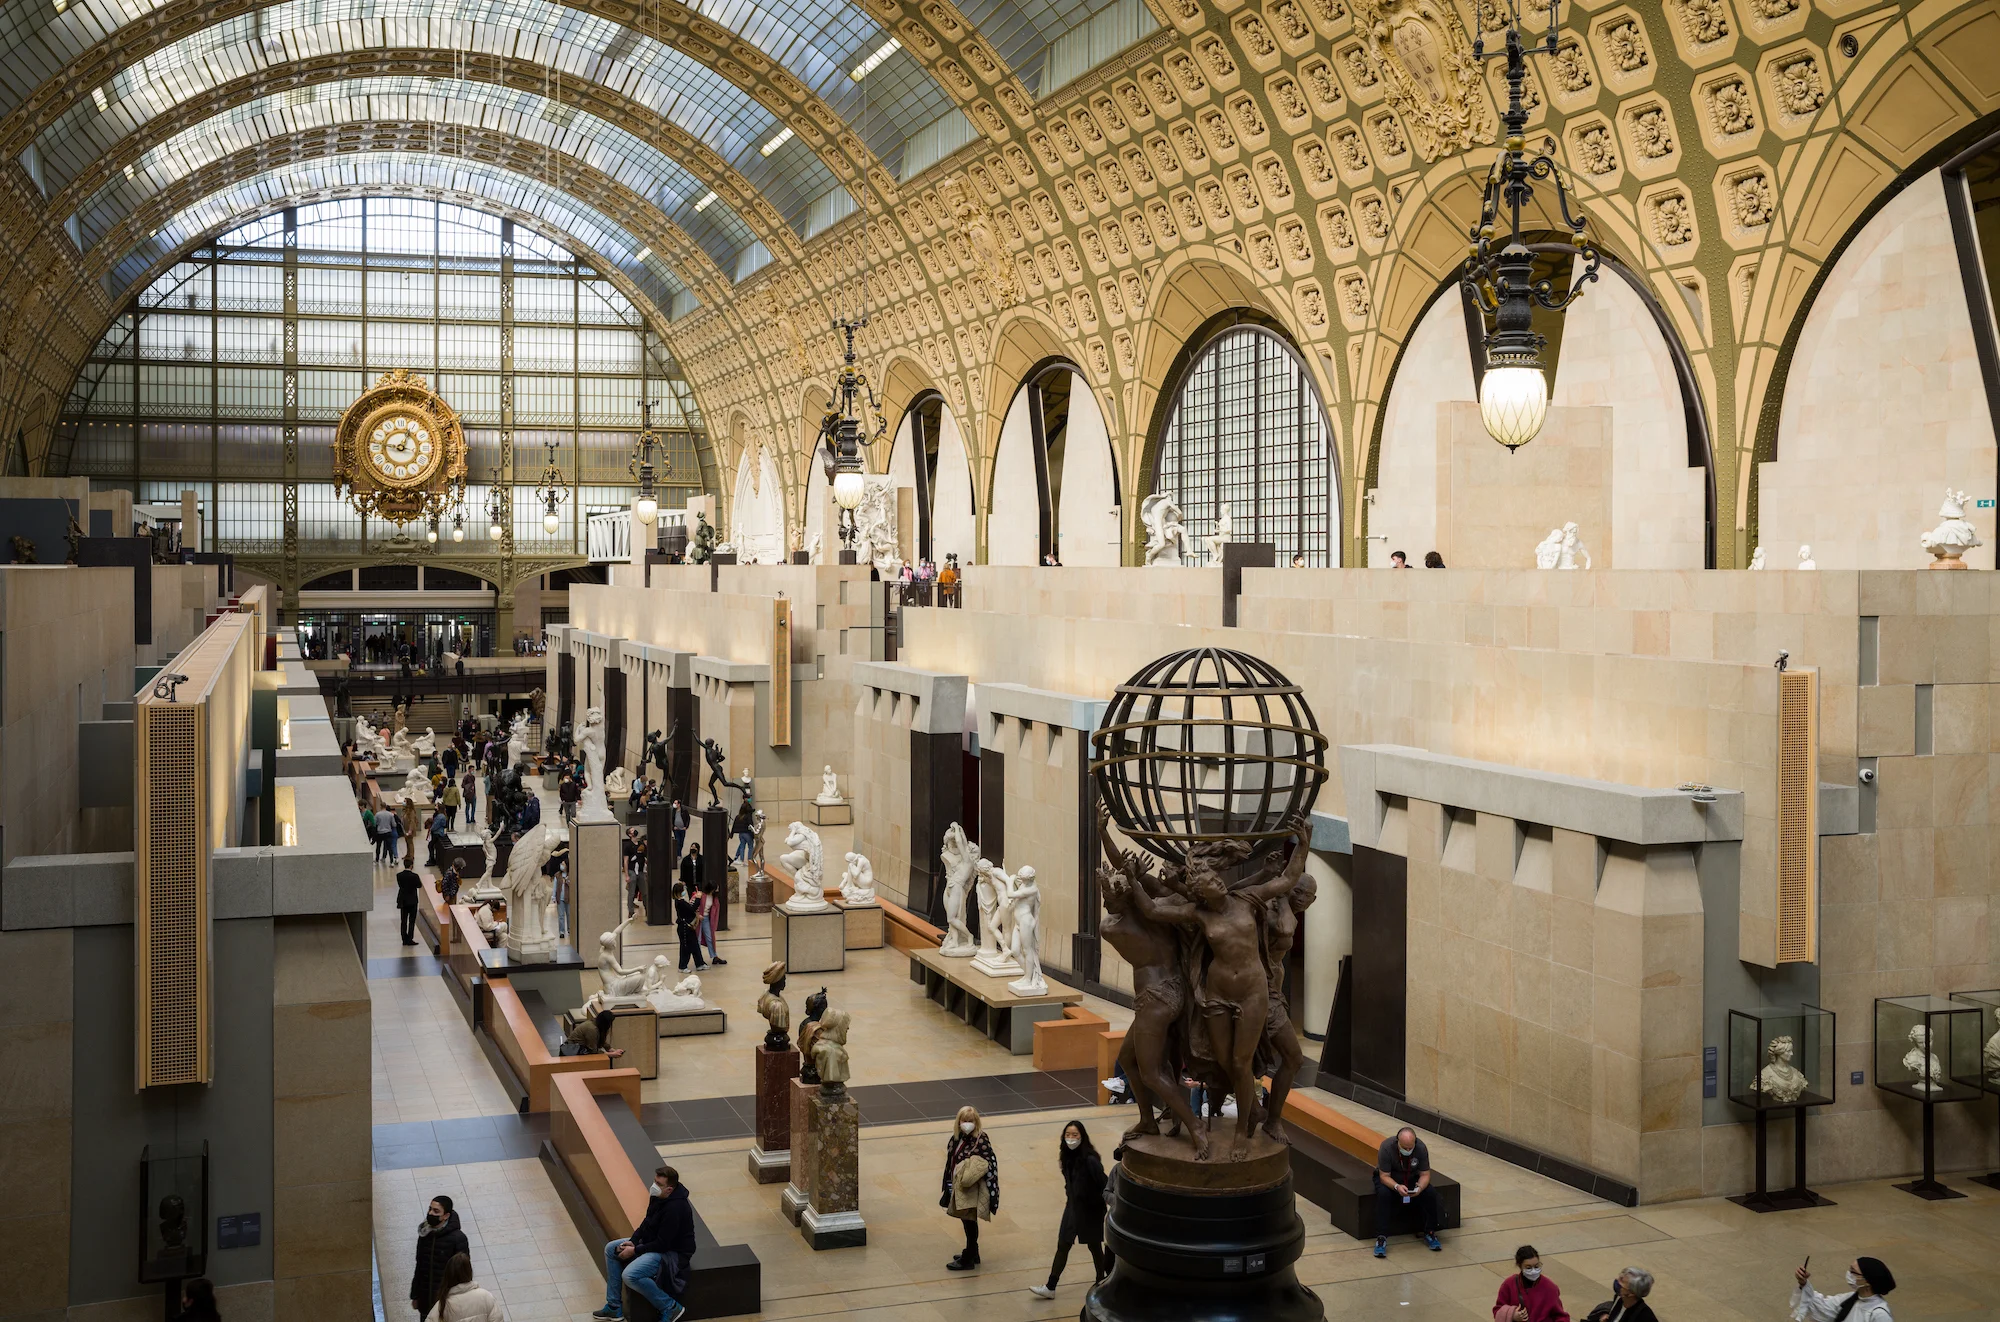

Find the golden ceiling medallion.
xmin=332 ymin=369 xmax=468 ymax=523
xmin=1354 ymin=0 xmax=1496 ymax=160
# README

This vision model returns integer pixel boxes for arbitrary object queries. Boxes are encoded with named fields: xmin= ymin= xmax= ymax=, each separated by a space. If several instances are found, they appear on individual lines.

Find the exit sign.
xmin=1978 ymin=499 xmax=1996 ymax=509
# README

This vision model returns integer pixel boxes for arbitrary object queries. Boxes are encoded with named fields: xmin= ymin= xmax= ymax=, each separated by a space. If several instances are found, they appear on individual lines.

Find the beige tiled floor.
xmin=366 ymin=812 xmax=2000 ymax=1322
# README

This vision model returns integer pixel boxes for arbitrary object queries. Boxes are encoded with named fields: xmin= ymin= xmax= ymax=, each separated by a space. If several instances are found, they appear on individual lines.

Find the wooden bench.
xmin=418 ymin=874 xmax=450 ymax=954
xmin=547 ymin=1069 xmax=761 ymax=1321
xmin=483 ymin=977 xmax=610 ymax=1111
xmin=1032 ymin=1006 xmax=1111 ymax=1071
xmin=906 ymin=945 xmax=1081 ymax=1053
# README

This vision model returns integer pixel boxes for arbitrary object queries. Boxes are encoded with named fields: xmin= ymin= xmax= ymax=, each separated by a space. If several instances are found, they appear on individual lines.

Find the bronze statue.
xmin=1259 ymin=852 xmax=1317 ymax=1142
xmin=1101 ymin=809 xmax=1310 ymax=1162
xmin=701 ymin=735 xmax=741 ymax=809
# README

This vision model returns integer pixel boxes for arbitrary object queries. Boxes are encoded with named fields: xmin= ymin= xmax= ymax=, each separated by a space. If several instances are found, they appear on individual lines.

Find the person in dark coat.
xmin=1028 ymin=1120 xmax=1108 ymax=1298
xmin=673 ymin=883 xmax=706 ymax=972
xmin=595 ymin=1165 xmax=696 ymax=1321
xmin=395 ymin=863 xmax=423 ymax=945
xmin=178 ymin=1278 xmax=221 ymax=1322
xmin=411 ymin=1195 xmax=470 ymax=1318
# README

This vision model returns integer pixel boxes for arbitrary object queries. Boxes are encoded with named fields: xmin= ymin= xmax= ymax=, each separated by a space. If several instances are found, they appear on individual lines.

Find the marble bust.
xmin=815 ymin=766 xmax=844 ymax=805
xmin=1903 ymin=1023 xmax=1944 ymax=1092
xmin=1748 ymin=545 xmax=1766 ymax=570
xmin=812 ymin=1008 xmax=852 ymax=1094
xmin=1796 ymin=544 xmax=1817 ymax=570
xmin=1758 ymin=1035 xmax=1809 ymax=1104
xmin=1921 ymin=487 xmax=1983 ymax=567
xmin=756 ymin=961 xmax=791 ymax=1050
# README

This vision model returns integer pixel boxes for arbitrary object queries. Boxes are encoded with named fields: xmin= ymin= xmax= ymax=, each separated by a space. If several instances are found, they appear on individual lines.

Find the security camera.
xmin=1774 ymin=649 xmax=1790 ymax=672
xmin=152 ymin=673 xmax=190 ymax=703
xmin=1859 ymin=767 xmax=1877 ymax=784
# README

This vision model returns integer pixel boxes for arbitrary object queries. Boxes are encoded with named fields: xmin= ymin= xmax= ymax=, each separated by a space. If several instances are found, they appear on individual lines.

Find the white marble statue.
xmin=354 ymin=717 xmax=387 ymax=760
xmin=852 ymin=479 xmax=904 ymax=577
xmin=1921 ymin=487 xmax=1983 ymax=567
xmin=605 ymin=765 xmax=631 ymax=798
xmin=839 ymin=851 xmax=878 ymax=907
xmin=970 ymin=858 xmax=1023 ymax=977
xmin=595 ymin=912 xmax=648 ymax=1004
xmin=1749 ymin=545 xmax=1766 ymax=570
xmin=816 ymin=765 xmax=844 ymax=805
xmin=807 ymin=532 xmax=823 ymax=565
xmin=1205 ymin=502 xmax=1233 ymax=563
xmin=506 ymin=710 xmax=531 ymax=767
xmin=412 ymin=727 xmax=437 ymax=758
xmin=1140 ymin=493 xmax=1193 ymax=566
xmin=1984 ymin=1025 xmax=2000 ymax=1085
xmin=1796 ymin=544 xmax=1817 ymax=570
xmin=779 ymin=820 xmax=830 ymax=913
xmin=1559 ymin=522 xmax=1592 ymax=570
xmin=1534 ymin=527 xmax=1563 ymax=570
xmin=1759 ymin=1035 xmax=1809 ymax=1104
xmin=400 ymin=776 xmax=434 ymax=807
xmin=389 ymin=726 xmax=417 ymax=764
xmin=938 ymin=823 xmax=979 ymax=957
xmin=1903 ymin=1023 xmax=1944 ymax=1092
xmin=642 ymin=958 xmax=706 ymax=1012
xmin=393 ymin=702 xmax=408 ymax=736
xmin=499 ymin=821 xmax=559 ymax=962
xmin=575 ymin=706 xmax=610 ymax=818
xmin=1001 ymin=865 xmax=1045 ymax=996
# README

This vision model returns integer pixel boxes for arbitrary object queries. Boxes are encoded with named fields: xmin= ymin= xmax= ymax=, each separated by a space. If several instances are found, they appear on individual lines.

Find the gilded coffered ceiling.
xmin=2 ymin=0 xmax=1998 ymax=564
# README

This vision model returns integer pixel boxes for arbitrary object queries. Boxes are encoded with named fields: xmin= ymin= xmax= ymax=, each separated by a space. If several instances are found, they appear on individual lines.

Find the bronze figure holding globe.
xmin=1085 ymin=646 xmax=1328 ymax=1322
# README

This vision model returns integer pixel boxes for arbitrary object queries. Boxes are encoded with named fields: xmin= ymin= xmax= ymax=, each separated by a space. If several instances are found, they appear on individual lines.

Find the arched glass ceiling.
xmin=106 ymin=153 xmax=694 ymax=318
xmin=956 ymin=0 xmax=1137 ymax=94
xmin=69 ymin=78 xmax=758 ymax=272
xmin=5 ymin=0 xmax=953 ymax=200
xmin=23 ymin=3 xmax=847 ymax=230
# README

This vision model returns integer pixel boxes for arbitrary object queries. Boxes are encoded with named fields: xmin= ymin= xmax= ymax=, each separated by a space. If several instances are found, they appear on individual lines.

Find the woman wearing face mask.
xmin=1494 ymin=1244 xmax=1569 ymax=1322
xmin=410 ymin=1195 xmax=470 ymax=1320
xmin=1792 ymin=1257 xmax=1895 ymax=1321
xmin=1028 ymin=1120 xmax=1108 ymax=1299
xmin=940 ymin=1105 xmax=1000 ymax=1271
xmin=1584 ymin=1268 xmax=1656 ymax=1322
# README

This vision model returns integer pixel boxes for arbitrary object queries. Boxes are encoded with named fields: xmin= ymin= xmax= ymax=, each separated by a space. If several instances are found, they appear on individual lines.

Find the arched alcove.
xmin=986 ymin=359 xmax=1122 ymax=566
xmin=730 ymin=443 xmax=785 ymax=562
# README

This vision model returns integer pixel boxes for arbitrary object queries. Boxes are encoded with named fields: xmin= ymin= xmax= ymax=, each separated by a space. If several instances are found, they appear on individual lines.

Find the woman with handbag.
xmin=1494 ymin=1245 xmax=1570 ymax=1322
xmin=939 ymin=1105 xmax=999 ymax=1271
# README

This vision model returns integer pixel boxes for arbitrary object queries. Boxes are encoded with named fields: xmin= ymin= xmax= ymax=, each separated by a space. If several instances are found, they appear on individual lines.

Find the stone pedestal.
xmin=642 ymin=800 xmax=674 ymax=926
xmin=700 ymin=804 xmax=730 ymax=930
xmin=970 ymin=949 xmax=1023 ymax=979
xmin=809 ymin=799 xmax=851 ymax=826
xmin=772 ymin=906 xmax=846 ymax=974
xmin=833 ymin=900 xmax=884 ymax=950
xmin=745 ymin=865 xmax=774 ymax=913
xmin=800 ymin=1087 xmax=866 ymax=1249
xmin=781 ymin=1078 xmax=817 ymax=1225
xmin=571 ymin=810 xmax=622 ymax=956
xmin=749 ymin=1045 xmax=799 ymax=1183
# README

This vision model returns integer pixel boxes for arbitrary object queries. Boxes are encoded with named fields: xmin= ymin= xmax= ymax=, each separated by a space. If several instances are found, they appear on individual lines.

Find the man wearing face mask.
xmin=1792 ymin=1257 xmax=1895 ymax=1322
xmin=595 ymin=1165 xmax=696 ymax=1322
xmin=1372 ymin=1126 xmax=1442 ymax=1257
xmin=1494 ymin=1245 xmax=1570 ymax=1322
xmin=1584 ymin=1268 xmax=1656 ymax=1322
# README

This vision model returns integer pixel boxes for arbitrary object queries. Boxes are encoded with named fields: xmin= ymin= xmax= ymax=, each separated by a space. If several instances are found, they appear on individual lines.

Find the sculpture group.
xmin=934 ymin=825 xmax=1047 ymax=998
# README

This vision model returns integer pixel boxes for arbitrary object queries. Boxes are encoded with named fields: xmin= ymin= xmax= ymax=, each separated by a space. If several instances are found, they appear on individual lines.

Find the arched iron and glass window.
xmin=1153 ymin=325 xmax=1337 ymax=566
xmin=55 ymin=196 xmax=707 ymax=553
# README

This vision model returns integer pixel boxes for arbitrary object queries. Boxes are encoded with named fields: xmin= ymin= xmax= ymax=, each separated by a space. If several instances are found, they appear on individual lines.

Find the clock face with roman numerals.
xmin=364 ymin=410 xmax=441 ymax=488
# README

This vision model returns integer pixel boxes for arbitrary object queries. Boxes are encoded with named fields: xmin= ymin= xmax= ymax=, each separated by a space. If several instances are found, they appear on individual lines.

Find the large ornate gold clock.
xmin=332 ymin=369 xmax=468 ymax=522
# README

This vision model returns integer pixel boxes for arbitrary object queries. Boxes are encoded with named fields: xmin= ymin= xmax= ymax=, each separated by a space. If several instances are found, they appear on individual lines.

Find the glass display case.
xmin=1874 ymin=996 xmax=1982 ymax=1104
xmin=137 ymin=1143 xmax=207 ymax=1283
xmin=1729 ymin=1005 xmax=1834 ymax=1110
xmin=1949 ymin=989 xmax=2000 ymax=1191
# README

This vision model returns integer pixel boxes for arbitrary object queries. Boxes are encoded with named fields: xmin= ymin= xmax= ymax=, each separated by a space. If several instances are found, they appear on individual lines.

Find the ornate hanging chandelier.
xmin=1463 ymin=0 xmax=1602 ymax=452
xmin=630 ymin=397 xmax=674 ymax=525
xmin=534 ymin=436 xmax=568 ymax=534
xmin=815 ymin=315 xmax=883 ymax=559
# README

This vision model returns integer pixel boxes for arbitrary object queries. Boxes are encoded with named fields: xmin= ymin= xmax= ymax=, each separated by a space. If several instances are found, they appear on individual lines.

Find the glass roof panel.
xmin=952 ymin=0 xmax=1135 ymax=94
xmin=68 ymin=77 xmax=759 ymax=269
xmin=16 ymin=0 xmax=859 ymax=232
xmin=106 ymin=155 xmax=688 ymax=315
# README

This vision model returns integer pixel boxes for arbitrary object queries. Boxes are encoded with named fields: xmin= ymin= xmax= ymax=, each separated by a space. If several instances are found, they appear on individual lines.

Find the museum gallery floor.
xmin=360 ymin=786 xmax=2000 ymax=1322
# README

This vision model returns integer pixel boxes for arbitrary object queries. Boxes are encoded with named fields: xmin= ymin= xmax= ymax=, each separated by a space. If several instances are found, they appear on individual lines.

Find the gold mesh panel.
xmin=770 ymin=597 xmax=792 ymax=748
xmin=137 ymin=703 xmax=209 ymax=1087
xmin=1776 ymin=668 xmax=1818 ymax=965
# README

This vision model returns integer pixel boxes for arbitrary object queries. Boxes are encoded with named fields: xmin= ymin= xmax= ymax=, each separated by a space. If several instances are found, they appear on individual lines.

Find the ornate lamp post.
xmin=630 ymin=398 xmax=674 ymax=525
xmin=815 ymin=315 xmax=883 ymax=563
xmin=534 ymin=437 xmax=568 ymax=535
xmin=1464 ymin=0 xmax=1601 ymax=452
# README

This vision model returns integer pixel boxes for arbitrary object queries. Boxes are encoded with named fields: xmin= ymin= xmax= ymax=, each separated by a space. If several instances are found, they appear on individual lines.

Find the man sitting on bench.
xmin=1374 ymin=1126 xmax=1442 ymax=1258
xmin=595 ymin=1164 xmax=695 ymax=1321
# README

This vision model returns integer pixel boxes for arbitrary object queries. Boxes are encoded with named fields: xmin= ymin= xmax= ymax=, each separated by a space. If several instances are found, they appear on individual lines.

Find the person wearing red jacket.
xmin=1494 ymin=1245 xmax=1570 ymax=1322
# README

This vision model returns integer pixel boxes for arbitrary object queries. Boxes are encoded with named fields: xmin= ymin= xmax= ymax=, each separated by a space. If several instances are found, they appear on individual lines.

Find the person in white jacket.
xmin=426 ymin=1254 xmax=506 ymax=1322
xmin=1792 ymin=1256 xmax=1895 ymax=1322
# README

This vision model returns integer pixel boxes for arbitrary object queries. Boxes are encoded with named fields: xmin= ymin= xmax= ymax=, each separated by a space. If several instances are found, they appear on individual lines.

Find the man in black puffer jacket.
xmin=411 ymin=1194 xmax=470 ymax=1318
xmin=594 ymin=1165 xmax=697 ymax=1322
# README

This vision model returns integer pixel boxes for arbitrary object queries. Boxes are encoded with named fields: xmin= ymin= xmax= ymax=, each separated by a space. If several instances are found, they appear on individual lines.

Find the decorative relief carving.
xmin=1706 ymin=77 xmax=1758 ymax=137
xmin=1573 ymin=124 xmax=1619 ymax=175
xmin=1299 ymin=282 xmax=1330 ymax=327
xmin=1356 ymin=194 xmax=1390 ymax=240
xmin=1321 ymin=202 xmax=1358 ymax=249
xmin=1251 ymin=230 xmax=1281 ymax=271
xmin=1281 ymin=219 xmax=1312 ymax=263
xmin=1093 ymin=94 xmax=1127 ymax=133
xmin=1332 ymin=127 xmax=1370 ymax=173
xmin=1600 ymin=18 xmax=1650 ymax=73
xmin=1260 ymin=159 xmax=1295 ymax=202
xmin=1200 ymin=109 xmax=1237 ymax=152
xmin=1340 ymin=45 xmax=1379 ymax=88
xmin=1339 ymin=272 xmax=1371 ymax=318
xmin=1552 ymin=40 xmax=1594 ymax=93
xmin=1300 ymin=141 xmax=1337 ymax=185
xmin=1371 ymin=112 xmax=1409 ymax=157
xmin=1272 ymin=1 xmax=1313 ymax=43
xmin=1230 ymin=94 xmax=1268 ymax=140
xmin=1350 ymin=0 xmax=1494 ymax=158
xmin=1235 ymin=13 xmax=1279 ymax=59
xmin=1630 ymin=105 xmax=1676 ymax=158
xmin=1747 ymin=0 xmax=1798 ymax=18
xmin=1771 ymin=54 xmax=1826 ymax=117
xmin=1676 ymin=0 xmax=1731 ymax=46
xmin=1726 ymin=167 xmax=1774 ymax=228
xmin=1271 ymin=74 xmax=1312 ymax=123
xmin=1303 ymin=59 xmax=1345 ymax=114
xmin=1652 ymin=191 xmax=1694 ymax=246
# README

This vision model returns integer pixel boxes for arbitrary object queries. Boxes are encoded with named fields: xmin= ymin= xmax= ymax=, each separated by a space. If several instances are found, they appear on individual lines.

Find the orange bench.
xmin=550 ymin=1069 xmax=649 ymax=1244
xmin=483 ymin=977 xmax=609 ymax=1111
xmin=1033 ymin=1005 xmax=1111 ymax=1071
